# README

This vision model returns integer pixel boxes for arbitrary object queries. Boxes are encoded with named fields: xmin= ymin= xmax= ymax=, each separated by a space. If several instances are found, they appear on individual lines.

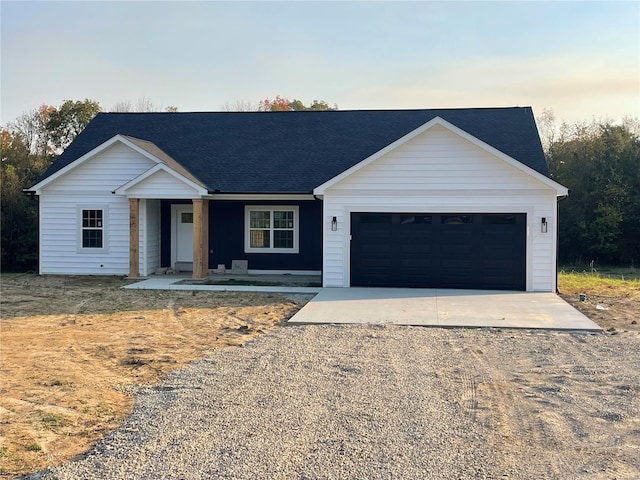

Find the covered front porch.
xmin=125 ymin=196 xmax=323 ymax=281
xmin=127 ymin=197 xmax=210 ymax=279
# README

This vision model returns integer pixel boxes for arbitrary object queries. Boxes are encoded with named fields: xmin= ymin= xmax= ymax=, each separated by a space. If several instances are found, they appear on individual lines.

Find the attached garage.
xmin=315 ymin=115 xmax=569 ymax=292
xmin=350 ymin=213 xmax=526 ymax=290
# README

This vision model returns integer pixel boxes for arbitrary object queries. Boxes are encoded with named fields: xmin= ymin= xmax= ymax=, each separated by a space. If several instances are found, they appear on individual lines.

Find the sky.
xmin=1 ymin=1 xmax=638 ymax=125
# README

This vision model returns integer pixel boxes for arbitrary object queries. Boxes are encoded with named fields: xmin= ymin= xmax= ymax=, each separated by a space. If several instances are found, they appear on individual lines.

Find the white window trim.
xmin=244 ymin=205 xmax=299 ymax=254
xmin=77 ymin=205 xmax=109 ymax=253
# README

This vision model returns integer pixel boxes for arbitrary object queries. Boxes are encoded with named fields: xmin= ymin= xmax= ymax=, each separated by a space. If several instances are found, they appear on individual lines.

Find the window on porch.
xmin=245 ymin=206 xmax=299 ymax=254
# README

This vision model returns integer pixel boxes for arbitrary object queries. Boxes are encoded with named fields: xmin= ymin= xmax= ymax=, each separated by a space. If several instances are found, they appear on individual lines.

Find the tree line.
xmin=1 ymin=100 xmax=637 ymax=272
xmin=538 ymin=110 xmax=640 ymax=266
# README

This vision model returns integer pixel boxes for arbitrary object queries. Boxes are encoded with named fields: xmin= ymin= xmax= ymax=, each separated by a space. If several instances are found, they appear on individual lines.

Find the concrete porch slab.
xmin=287 ymin=288 xmax=602 ymax=331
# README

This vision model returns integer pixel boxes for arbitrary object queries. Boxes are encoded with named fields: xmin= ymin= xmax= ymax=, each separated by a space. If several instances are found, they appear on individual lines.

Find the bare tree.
xmin=7 ymin=105 xmax=55 ymax=155
xmin=109 ymin=97 xmax=176 ymax=113
xmin=221 ymin=99 xmax=260 ymax=112
xmin=111 ymin=101 xmax=133 ymax=112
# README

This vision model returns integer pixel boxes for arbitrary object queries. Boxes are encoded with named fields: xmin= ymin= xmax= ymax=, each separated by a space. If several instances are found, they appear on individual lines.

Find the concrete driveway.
xmin=288 ymin=288 xmax=601 ymax=331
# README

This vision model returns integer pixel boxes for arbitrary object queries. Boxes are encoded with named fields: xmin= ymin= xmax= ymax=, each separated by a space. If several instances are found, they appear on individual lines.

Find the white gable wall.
xmin=38 ymin=143 xmax=163 ymax=275
xmin=322 ymin=125 xmax=560 ymax=291
xmin=41 ymin=143 xmax=156 ymax=194
xmin=124 ymin=169 xmax=202 ymax=199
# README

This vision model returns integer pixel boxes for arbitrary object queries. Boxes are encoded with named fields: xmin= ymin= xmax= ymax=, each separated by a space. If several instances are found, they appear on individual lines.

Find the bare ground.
xmin=0 ymin=274 xmax=305 ymax=478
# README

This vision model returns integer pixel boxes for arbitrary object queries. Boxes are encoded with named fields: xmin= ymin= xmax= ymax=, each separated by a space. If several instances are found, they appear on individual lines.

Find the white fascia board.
xmin=114 ymin=163 xmax=208 ymax=197
xmin=313 ymin=116 xmax=568 ymax=197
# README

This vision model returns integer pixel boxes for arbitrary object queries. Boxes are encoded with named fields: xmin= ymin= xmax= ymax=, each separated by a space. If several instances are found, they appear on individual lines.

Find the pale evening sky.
xmin=1 ymin=0 xmax=638 ymax=125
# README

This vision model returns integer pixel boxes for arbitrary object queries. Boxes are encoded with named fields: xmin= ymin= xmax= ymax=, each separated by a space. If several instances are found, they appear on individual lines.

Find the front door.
xmin=172 ymin=205 xmax=193 ymax=271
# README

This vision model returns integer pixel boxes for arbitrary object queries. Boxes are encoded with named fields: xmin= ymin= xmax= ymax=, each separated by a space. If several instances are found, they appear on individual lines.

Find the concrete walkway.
xmin=123 ymin=276 xmax=321 ymax=294
xmin=288 ymin=288 xmax=602 ymax=331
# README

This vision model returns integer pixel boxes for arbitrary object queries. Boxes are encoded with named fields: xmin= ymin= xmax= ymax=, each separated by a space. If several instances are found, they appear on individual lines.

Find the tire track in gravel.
xmin=449 ymin=329 xmax=640 ymax=480
xmin=443 ymin=331 xmax=587 ymax=479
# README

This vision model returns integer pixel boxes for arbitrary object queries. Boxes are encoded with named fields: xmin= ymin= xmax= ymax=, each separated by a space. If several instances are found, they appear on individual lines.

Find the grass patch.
xmin=558 ymin=267 xmax=640 ymax=298
xmin=35 ymin=411 xmax=66 ymax=429
xmin=25 ymin=443 xmax=42 ymax=452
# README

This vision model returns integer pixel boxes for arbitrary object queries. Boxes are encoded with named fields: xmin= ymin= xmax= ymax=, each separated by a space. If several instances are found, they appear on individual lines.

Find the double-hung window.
xmin=79 ymin=206 xmax=107 ymax=252
xmin=245 ymin=206 xmax=299 ymax=253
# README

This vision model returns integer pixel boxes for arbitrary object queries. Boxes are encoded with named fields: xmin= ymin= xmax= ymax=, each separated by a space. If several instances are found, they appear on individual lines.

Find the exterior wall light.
xmin=541 ymin=217 xmax=548 ymax=233
xmin=331 ymin=216 xmax=338 ymax=231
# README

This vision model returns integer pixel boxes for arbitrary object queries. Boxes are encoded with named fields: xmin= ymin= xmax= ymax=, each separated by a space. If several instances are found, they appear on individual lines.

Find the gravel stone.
xmin=28 ymin=324 xmax=640 ymax=480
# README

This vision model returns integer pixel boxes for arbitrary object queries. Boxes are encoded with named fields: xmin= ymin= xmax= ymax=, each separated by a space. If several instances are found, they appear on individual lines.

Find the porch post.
xmin=129 ymin=198 xmax=140 ymax=278
xmin=192 ymin=198 xmax=209 ymax=279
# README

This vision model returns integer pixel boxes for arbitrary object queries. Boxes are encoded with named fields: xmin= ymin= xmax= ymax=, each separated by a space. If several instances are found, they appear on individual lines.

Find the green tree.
xmin=547 ymin=118 xmax=640 ymax=265
xmin=287 ymin=99 xmax=337 ymax=111
xmin=227 ymin=96 xmax=338 ymax=112
xmin=1 ymin=99 xmax=102 ymax=271
xmin=46 ymin=99 xmax=101 ymax=152
xmin=0 ymin=128 xmax=47 ymax=271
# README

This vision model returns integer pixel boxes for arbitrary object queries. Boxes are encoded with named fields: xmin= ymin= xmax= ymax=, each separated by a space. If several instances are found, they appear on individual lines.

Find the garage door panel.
xmin=351 ymin=212 xmax=526 ymax=290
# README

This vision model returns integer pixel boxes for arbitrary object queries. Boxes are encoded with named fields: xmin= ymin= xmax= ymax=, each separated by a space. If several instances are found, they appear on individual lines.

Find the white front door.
xmin=172 ymin=205 xmax=193 ymax=271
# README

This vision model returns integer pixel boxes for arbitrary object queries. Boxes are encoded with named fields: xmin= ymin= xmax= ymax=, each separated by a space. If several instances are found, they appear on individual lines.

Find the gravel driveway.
xmin=31 ymin=324 xmax=640 ymax=480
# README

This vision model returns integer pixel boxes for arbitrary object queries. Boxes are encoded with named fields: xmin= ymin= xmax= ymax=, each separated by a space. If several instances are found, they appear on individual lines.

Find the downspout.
xmin=556 ymin=193 xmax=569 ymax=294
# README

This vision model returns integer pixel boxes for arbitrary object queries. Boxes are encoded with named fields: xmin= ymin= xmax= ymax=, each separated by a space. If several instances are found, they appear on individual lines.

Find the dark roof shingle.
xmin=38 ymin=107 xmax=548 ymax=193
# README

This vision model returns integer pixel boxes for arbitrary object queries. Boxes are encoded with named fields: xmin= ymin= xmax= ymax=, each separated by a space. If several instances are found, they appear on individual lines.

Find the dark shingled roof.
xmin=38 ymin=107 xmax=548 ymax=193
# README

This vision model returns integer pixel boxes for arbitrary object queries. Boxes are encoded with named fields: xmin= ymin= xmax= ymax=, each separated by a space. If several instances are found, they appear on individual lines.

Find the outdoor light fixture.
xmin=331 ymin=216 xmax=338 ymax=231
xmin=541 ymin=217 xmax=548 ymax=233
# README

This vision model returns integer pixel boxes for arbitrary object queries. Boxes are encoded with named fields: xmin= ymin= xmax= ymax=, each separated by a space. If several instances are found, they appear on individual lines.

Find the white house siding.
xmin=322 ymin=125 xmax=559 ymax=292
xmin=38 ymin=143 xmax=157 ymax=275
xmin=39 ymin=194 xmax=130 ymax=274
xmin=41 ymin=143 xmax=156 ymax=194
xmin=123 ymin=169 xmax=201 ymax=199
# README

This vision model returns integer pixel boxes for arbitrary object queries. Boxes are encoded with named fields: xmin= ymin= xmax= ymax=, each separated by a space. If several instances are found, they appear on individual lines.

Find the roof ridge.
xmin=97 ymin=106 xmax=532 ymax=115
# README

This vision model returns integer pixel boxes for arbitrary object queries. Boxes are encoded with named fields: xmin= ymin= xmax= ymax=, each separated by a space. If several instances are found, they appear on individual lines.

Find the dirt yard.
xmin=0 ymin=274 xmax=305 ymax=479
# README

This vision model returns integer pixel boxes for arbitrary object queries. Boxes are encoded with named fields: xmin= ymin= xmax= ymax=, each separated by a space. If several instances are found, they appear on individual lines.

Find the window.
xmin=79 ymin=206 xmax=107 ymax=251
xmin=82 ymin=209 xmax=103 ymax=247
xmin=245 ymin=206 xmax=299 ymax=253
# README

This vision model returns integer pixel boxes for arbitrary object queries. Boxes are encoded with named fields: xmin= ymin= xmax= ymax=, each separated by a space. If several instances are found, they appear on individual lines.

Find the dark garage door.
xmin=350 ymin=213 xmax=526 ymax=290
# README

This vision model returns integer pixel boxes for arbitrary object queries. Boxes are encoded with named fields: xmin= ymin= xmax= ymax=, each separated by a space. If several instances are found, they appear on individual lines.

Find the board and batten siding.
xmin=38 ymin=143 xmax=161 ymax=275
xmin=321 ymin=124 xmax=559 ymax=292
xmin=143 ymin=199 xmax=161 ymax=276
